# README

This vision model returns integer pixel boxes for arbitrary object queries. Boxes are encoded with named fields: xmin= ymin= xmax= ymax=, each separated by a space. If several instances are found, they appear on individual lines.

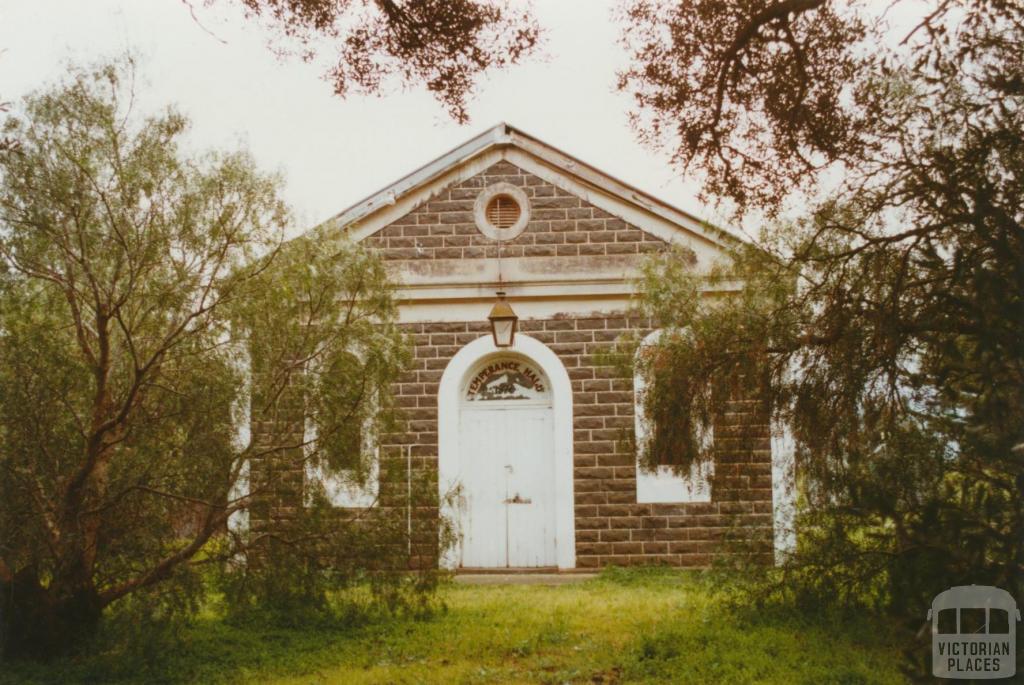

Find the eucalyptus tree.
xmin=619 ymin=0 xmax=1024 ymax=641
xmin=0 ymin=58 xmax=407 ymax=658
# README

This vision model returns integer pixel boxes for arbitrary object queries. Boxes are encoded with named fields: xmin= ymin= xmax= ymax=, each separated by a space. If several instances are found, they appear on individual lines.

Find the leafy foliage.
xmin=624 ymin=1 xmax=1024 ymax=673
xmin=232 ymin=0 xmax=541 ymax=122
xmin=0 ymin=57 xmax=424 ymax=659
xmin=216 ymin=493 xmax=441 ymax=628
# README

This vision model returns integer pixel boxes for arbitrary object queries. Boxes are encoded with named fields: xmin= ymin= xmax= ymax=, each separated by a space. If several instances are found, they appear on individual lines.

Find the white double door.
xmin=459 ymin=403 xmax=557 ymax=568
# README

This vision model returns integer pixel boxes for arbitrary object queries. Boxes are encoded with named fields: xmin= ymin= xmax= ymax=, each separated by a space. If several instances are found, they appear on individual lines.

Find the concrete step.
xmin=453 ymin=572 xmax=598 ymax=586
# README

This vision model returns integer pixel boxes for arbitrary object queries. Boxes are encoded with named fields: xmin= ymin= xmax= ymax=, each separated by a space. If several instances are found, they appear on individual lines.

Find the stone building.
xmin=262 ymin=123 xmax=792 ymax=571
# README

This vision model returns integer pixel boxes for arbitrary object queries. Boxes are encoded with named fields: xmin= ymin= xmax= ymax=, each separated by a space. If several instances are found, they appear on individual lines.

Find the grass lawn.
xmin=2 ymin=569 xmax=907 ymax=684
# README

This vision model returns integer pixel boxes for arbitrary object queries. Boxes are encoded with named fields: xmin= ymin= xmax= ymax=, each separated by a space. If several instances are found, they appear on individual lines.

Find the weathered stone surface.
xmin=368 ymin=161 xmax=664 ymax=260
xmin=252 ymin=160 xmax=772 ymax=570
xmin=377 ymin=316 xmax=774 ymax=569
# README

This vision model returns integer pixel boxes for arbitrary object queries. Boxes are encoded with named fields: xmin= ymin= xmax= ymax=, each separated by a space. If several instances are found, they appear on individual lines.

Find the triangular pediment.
xmin=319 ymin=123 xmax=739 ymax=256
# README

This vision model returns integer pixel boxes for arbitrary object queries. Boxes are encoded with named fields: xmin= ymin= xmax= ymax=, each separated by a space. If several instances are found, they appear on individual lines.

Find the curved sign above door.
xmin=464 ymin=357 xmax=550 ymax=402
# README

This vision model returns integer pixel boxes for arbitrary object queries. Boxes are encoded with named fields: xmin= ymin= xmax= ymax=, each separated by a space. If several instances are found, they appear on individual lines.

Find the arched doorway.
xmin=460 ymin=354 xmax=554 ymax=567
xmin=438 ymin=335 xmax=575 ymax=569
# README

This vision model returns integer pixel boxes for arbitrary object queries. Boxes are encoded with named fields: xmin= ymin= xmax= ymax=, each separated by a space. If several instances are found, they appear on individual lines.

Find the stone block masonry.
xmin=361 ymin=161 xmax=665 ymax=260
xmin=251 ymin=155 xmax=773 ymax=569
xmin=382 ymin=315 xmax=774 ymax=569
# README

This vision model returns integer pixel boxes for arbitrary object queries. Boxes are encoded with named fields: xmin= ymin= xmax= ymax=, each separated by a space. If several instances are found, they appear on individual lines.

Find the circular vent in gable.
xmin=473 ymin=182 xmax=531 ymax=240
xmin=485 ymin=194 xmax=521 ymax=230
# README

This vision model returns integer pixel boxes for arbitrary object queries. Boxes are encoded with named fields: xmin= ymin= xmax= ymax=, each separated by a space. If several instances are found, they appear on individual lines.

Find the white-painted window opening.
xmin=303 ymin=351 xmax=380 ymax=509
xmin=634 ymin=329 xmax=714 ymax=503
xmin=304 ymin=420 xmax=379 ymax=509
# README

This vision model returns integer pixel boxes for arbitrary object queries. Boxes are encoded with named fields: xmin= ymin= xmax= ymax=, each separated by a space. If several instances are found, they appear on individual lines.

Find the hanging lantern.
xmin=488 ymin=291 xmax=518 ymax=348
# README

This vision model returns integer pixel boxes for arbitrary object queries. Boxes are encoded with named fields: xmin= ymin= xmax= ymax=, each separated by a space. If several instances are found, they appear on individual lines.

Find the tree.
xmin=226 ymin=0 xmax=540 ymax=122
xmin=0 ymin=57 xmax=409 ymax=658
xmin=0 ymin=100 xmax=14 ymax=154
xmin=0 ymin=51 xmax=16 ymax=153
xmin=620 ymin=0 xmax=1024 ymax=663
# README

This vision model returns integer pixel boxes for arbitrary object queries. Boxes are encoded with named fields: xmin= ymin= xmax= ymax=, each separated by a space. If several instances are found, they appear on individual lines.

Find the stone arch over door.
xmin=438 ymin=334 xmax=575 ymax=569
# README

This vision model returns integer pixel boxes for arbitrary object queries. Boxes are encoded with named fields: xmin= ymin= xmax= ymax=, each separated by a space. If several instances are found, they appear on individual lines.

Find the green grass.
xmin=2 ymin=569 xmax=907 ymax=684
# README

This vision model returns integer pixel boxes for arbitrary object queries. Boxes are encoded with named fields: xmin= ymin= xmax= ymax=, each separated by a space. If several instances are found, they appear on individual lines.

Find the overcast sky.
xmin=0 ymin=0 xmax=727 ymax=235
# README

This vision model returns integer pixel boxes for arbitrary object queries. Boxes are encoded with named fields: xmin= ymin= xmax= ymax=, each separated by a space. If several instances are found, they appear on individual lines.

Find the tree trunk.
xmin=1 ymin=568 xmax=103 ymax=660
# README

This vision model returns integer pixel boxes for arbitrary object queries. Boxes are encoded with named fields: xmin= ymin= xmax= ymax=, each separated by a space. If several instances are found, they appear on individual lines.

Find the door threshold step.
xmin=456 ymin=567 xmax=587 ymax=574
xmin=453 ymin=572 xmax=598 ymax=586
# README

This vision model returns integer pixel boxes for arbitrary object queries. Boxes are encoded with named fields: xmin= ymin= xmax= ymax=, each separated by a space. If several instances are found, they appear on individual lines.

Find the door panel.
xmin=460 ymin=405 xmax=556 ymax=567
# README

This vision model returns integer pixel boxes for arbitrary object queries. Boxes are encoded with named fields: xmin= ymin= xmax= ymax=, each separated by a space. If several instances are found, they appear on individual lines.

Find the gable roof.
xmin=319 ymin=123 xmax=741 ymax=250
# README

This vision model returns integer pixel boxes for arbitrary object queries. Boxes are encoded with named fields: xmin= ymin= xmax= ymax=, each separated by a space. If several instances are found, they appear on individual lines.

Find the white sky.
xmin=0 ymin=0 xmax=722 ymax=235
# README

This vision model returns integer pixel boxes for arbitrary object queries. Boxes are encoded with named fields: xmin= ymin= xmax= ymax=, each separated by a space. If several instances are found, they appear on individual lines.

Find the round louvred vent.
xmin=473 ymin=182 xmax=530 ymax=240
xmin=485 ymin=194 xmax=521 ymax=230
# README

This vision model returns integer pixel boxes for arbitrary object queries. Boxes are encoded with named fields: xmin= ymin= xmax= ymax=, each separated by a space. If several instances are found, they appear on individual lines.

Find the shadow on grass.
xmin=0 ymin=588 xmax=450 ymax=685
xmin=1 ymin=569 xmax=906 ymax=685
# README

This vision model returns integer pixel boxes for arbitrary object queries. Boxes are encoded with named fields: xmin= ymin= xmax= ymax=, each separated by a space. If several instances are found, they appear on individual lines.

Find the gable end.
xmin=361 ymin=161 xmax=667 ymax=261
